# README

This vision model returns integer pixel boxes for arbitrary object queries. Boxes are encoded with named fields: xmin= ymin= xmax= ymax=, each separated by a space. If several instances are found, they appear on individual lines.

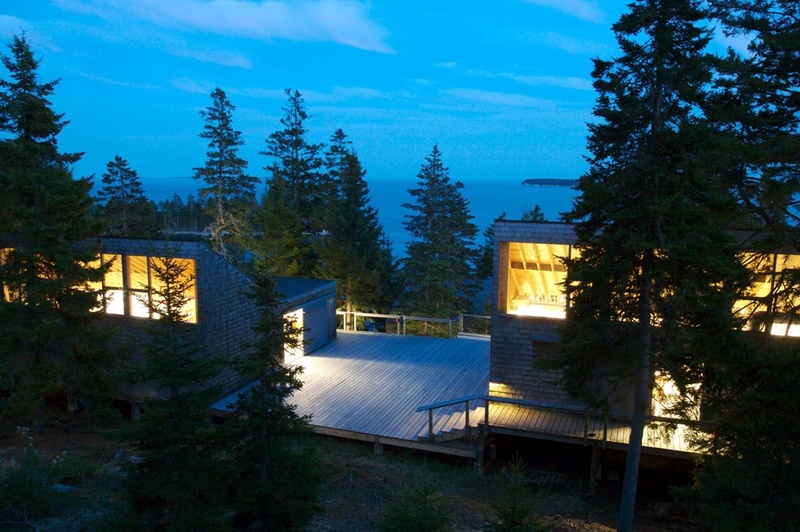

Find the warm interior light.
xmin=502 ymin=242 xmax=571 ymax=318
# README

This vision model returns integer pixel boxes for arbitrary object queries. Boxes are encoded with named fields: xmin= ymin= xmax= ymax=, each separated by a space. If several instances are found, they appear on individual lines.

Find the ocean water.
xmin=370 ymin=178 xmax=578 ymax=254
xmin=142 ymin=176 xmax=579 ymax=256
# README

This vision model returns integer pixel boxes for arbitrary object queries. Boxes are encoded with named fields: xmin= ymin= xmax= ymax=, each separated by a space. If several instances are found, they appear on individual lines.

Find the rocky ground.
xmin=0 ymin=416 xmax=702 ymax=531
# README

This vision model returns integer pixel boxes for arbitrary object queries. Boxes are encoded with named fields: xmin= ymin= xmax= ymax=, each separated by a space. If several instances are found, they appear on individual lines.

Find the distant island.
xmin=522 ymin=178 xmax=578 ymax=187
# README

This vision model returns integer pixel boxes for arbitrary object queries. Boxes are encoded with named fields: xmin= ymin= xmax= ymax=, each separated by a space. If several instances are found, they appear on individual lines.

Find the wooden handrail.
xmin=416 ymin=393 xmax=713 ymax=442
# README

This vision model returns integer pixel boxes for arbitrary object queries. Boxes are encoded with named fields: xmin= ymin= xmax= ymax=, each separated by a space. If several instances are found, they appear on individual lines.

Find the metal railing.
xmin=336 ymin=311 xmax=491 ymax=339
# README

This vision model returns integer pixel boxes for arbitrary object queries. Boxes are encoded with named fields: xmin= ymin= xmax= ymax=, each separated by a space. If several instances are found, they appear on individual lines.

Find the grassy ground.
xmin=0 ymin=417 xmax=702 ymax=531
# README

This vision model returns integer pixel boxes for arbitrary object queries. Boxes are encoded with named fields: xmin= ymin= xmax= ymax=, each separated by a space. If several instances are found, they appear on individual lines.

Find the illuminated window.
xmin=736 ymin=252 xmax=800 ymax=337
xmin=127 ymin=256 xmax=150 ymax=318
xmin=651 ymin=371 xmax=699 ymax=420
xmin=100 ymin=255 xmax=125 ymax=315
xmin=0 ymin=248 xmax=19 ymax=303
xmin=0 ymin=248 xmax=197 ymax=323
xmin=148 ymin=257 xmax=197 ymax=323
xmin=94 ymin=252 xmax=197 ymax=323
xmin=500 ymin=242 xmax=572 ymax=318
xmin=283 ymin=309 xmax=303 ymax=362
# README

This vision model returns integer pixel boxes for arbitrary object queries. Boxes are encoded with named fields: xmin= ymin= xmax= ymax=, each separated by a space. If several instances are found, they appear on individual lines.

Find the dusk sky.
xmin=1 ymin=1 xmax=748 ymax=194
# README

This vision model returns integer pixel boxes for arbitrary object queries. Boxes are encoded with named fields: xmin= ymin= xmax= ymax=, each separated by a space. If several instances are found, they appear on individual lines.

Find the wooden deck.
xmin=214 ymin=331 xmax=698 ymax=460
xmin=477 ymin=403 xmax=696 ymax=458
xmin=213 ymin=331 xmax=491 ymax=458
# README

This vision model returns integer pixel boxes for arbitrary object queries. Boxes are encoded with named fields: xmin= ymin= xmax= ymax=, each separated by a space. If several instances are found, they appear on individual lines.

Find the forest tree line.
xmin=95 ymin=85 xmax=498 ymax=322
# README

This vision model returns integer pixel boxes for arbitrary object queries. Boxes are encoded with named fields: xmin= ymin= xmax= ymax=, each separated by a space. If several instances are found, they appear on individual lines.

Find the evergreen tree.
xmin=316 ymin=129 xmax=397 ymax=313
xmin=680 ymin=3 xmax=800 ymax=528
xmin=708 ymin=0 xmax=800 ymax=240
xmin=97 ymin=155 xmax=157 ymax=237
xmin=400 ymin=145 xmax=479 ymax=318
xmin=476 ymin=213 xmax=506 ymax=280
xmin=224 ymin=265 xmax=322 ymax=529
xmin=0 ymin=34 xmax=113 ymax=425
xmin=123 ymin=241 xmax=229 ymax=529
xmin=544 ymin=3 xmax=748 ymax=530
xmin=521 ymin=204 xmax=545 ymax=222
xmin=256 ymin=89 xmax=325 ymax=276
xmin=678 ymin=338 xmax=800 ymax=530
xmin=194 ymin=88 xmax=257 ymax=264
xmin=252 ymin=172 xmax=307 ymax=276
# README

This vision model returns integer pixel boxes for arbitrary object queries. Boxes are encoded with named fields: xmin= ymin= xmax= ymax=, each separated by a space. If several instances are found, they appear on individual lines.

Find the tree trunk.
xmin=618 ymin=253 xmax=653 ymax=532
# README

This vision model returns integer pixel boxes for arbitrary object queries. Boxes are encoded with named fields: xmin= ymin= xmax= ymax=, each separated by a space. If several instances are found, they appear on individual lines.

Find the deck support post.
xmin=428 ymin=410 xmax=434 ymax=440
xmin=464 ymin=400 xmax=470 ymax=437
xmin=583 ymin=411 xmax=589 ymax=445
xmin=589 ymin=444 xmax=601 ymax=495
xmin=472 ymin=432 xmax=486 ymax=475
xmin=374 ymin=437 xmax=384 ymax=456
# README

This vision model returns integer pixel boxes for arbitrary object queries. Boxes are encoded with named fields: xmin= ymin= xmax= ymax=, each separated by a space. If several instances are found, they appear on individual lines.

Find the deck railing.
xmin=416 ymin=394 xmax=712 ymax=448
xmin=336 ymin=311 xmax=491 ymax=339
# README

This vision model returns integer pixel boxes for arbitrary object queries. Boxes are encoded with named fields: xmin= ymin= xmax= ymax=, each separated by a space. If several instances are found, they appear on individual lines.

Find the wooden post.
xmin=428 ymin=409 xmax=434 ymax=440
xmin=484 ymin=398 xmax=490 ymax=428
xmin=589 ymin=444 xmax=600 ymax=495
xmin=584 ymin=411 xmax=589 ymax=445
xmin=464 ymin=400 xmax=470 ymax=437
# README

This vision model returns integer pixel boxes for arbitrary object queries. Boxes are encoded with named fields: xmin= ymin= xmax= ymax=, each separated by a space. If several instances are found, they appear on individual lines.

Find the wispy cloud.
xmin=445 ymin=88 xmax=558 ymax=109
xmin=58 ymin=19 xmax=252 ymax=69
xmin=522 ymin=0 xmax=606 ymax=24
xmin=240 ymin=87 xmax=287 ymax=100
xmin=170 ymin=77 xmax=217 ymax=95
xmin=524 ymin=31 xmax=613 ymax=56
xmin=170 ymin=47 xmax=252 ymax=69
xmin=332 ymin=86 xmax=390 ymax=99
xmin=75 ymin=70 xmax=161 ymax=90
xmin=55 ymin=0 xmax=394 ymax=53
xmin=475 ymin=69 xmax=594 ymax=92
xmin=505 ymin=74 xmax=593 ymax=91
xmin=436 ymin=61 xmax=458 ymax=69
xmin=0 ymin=15 xmax=62 ymax=52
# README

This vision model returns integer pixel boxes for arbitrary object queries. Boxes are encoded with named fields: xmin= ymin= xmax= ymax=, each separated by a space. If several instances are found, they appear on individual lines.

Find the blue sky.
xmin=1 ymin=1 xmax=748 ymax=196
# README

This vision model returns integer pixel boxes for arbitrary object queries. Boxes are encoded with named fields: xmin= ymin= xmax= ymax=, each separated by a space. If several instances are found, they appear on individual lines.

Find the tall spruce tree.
xmin=224 ymin=266 xmax=322 ymax=529
xmin=252 ymin=172 xmax=307 ymax=276
xmin=679 ymin=2 xmax=800 ymax=528
xmin=709 ymin=0 xmax=800 ymax=240
xmin=255 ymin=89 xmax=326 ymax=276
xmin=0 ymin=34 xmax=113 ymax=425
xmin=316 ymin=129 xmax=397 ymax=314
xmin=546 ymin=3 xmax=748 ymax=530
xmin=123 ymin=242 xmax=229 ymax=529
xmin=194 ymin=88 xmax=257 ymax=264
xmin=97 ymin=155 xmax=157 ymax=237
xmin=400 ymin=145 xmax=478 ymax=319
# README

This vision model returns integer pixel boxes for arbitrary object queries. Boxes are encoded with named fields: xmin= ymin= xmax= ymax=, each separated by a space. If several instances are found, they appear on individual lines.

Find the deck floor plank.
xmin=213 ymin=331 xmax=697 ymax=458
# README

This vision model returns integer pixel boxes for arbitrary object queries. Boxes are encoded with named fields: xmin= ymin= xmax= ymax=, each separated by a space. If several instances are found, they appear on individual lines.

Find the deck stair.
xmin=417 ymin=393 xmax=705 ymax=458
xmin=428 ymin=403 xmax=487 ymax=442
xmin=416 ymin=396 xmax=488 ymax=443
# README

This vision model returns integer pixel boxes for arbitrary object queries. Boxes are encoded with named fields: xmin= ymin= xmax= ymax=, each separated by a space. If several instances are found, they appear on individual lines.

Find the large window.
xmin=736 ymin=252 xmax=800 ymax=337
xmin=500 ymin=242 xmax=572 ymax=318
xmin=95 ymin=254 xmax=197 ymax=323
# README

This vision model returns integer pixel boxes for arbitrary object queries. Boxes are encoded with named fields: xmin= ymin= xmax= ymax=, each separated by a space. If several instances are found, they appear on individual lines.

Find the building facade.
xmin=96 ymin=238 xmax=337 ymax=402
xmin=490 ymin=220 xmax=800 ymax=418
